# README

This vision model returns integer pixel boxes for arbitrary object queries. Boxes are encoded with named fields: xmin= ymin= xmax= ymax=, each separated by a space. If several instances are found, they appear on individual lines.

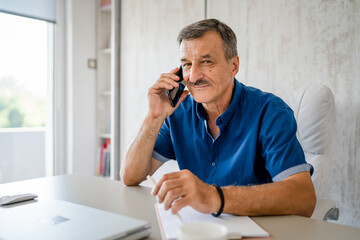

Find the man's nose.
xmin=189 ymin=64 xmax=204 ymax=83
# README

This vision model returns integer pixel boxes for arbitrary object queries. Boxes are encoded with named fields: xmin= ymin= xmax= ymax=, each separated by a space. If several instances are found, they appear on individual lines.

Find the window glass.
xmin=0 ymin=12 xmax=53 ymax=183
xmin=0 ymin=13 xmax=48 ymax=128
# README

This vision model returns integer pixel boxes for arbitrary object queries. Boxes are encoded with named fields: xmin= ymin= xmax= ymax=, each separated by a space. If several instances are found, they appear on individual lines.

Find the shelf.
xmin=96 ymin=0 xmax=120 ymax=180
xmin=99 ymin=133 xmax=111 ymax=139
xmin=100 ymin=48 xmax=111 ymax=54
xmin=101 ymin=90 xmax=111 ymax=96
xmin=100 ymin=4 xmax=111 ymax=12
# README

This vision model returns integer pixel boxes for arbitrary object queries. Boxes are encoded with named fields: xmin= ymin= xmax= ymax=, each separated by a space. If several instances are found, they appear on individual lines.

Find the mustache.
xmin=188 ymin=79 xmax=210 ymax=87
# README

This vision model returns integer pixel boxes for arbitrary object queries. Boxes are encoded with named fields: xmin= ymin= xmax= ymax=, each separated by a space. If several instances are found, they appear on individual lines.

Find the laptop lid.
xmin=0 ymin=199 xmax=151 ymax=240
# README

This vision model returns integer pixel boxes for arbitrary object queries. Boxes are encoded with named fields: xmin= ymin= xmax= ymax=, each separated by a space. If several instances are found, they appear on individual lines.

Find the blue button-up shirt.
xmin=153 ymin=80 xmax=312 ymax=186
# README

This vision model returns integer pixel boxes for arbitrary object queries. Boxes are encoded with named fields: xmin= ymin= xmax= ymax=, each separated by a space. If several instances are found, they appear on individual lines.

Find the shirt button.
xmin=212 ymin=162 xmax=216 ymax=167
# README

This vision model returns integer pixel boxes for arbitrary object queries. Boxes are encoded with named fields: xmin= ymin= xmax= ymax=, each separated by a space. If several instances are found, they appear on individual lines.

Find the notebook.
xmin=155 ymin=203 xmax=270 ymax=240
xmin=0 ymin=199 xmax=151 ymax=240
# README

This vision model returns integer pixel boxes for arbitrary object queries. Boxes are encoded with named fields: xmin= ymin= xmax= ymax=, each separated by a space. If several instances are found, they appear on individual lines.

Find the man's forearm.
xmin=221 ymin=172 xmax=316 ymax=217
xmin=120 ymin=115 xmax=165 ymax=186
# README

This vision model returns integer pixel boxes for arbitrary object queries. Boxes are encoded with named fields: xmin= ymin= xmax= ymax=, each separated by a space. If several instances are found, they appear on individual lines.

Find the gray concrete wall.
xmin=119 ymin=0 xmax=205 ymax=161
xmin=207 ymin=0 xmax=360 ymax=228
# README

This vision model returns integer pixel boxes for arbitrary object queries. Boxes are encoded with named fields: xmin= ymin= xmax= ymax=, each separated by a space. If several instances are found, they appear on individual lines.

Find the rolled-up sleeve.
xmin=259 ymin=107 xmax=313 ymax=182
xmin=152 ymin=118 xmax=175 ymax=162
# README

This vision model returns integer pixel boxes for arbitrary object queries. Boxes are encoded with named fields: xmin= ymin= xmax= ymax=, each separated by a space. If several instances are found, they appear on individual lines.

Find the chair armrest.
xmin=311 ymin=199 xmax=339 ymax=221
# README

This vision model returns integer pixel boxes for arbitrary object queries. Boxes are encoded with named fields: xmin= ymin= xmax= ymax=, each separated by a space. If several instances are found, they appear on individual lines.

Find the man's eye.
xmin=182 ymin=63 xmax=191 ymax=69
xmin=203 ymin=60 xmax=212 ymax=64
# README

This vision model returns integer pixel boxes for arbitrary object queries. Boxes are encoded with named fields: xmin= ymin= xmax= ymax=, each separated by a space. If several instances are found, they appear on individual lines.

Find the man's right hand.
xmin=121 ymin=68 xmax=189 ymax=186
xmin=147 ymin=67 xmax=189 ymax=120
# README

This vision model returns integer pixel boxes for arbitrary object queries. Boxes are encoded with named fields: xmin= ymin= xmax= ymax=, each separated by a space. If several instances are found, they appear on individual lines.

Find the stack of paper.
xmin=155 ymin=203 xmax=270 ymax=240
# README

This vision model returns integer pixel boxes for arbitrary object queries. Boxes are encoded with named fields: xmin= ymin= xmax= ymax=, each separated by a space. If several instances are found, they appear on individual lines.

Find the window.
xmin=0 ymin=12 xmax=54 ymax=183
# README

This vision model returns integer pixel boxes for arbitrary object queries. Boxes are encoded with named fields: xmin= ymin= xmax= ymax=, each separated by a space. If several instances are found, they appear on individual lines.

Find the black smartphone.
xmin=167 ymin=66 xmax=185 ymax=107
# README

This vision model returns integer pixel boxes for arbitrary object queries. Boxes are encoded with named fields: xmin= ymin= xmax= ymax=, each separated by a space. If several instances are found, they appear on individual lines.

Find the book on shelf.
xmin=97 ymin=138 xmax=111 ymax=177
xmin=100 ymin=0 xmax=111 ymax=8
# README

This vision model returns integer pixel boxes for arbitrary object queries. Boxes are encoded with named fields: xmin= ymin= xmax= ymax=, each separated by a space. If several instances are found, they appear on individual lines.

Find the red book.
xmin=100 ymin=0 xmax=111 ymax=7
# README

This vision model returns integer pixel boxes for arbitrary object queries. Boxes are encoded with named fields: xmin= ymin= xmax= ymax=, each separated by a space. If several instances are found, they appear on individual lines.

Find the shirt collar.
xmin=196 ymin=79 xmax=242 ymax=126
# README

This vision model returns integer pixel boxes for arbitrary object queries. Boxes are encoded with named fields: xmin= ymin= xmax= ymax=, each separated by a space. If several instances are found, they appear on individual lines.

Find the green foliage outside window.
xmin=0 ymin=77 xmax=46 ymax=128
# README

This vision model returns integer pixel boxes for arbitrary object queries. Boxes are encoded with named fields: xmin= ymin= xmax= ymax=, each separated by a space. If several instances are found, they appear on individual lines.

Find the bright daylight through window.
xmin=0 ymin=12 xmax=53 ymax=183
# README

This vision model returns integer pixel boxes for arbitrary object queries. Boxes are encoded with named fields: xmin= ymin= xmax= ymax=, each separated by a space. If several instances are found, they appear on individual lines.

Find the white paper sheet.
xmin=155 ymin=203 xmax=270 ymax=240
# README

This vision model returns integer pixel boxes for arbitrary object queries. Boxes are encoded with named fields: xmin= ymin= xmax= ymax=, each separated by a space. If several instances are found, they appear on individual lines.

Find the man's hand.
xmin=152 ymin=170 xmax=220 ymax=215
xmin=151 ymin=171 xmax=316 ymax=217
xmin=148 ymin=67 xmax=189 ymax=120
xmin=121 ymin=68 xmax=189 ymax=186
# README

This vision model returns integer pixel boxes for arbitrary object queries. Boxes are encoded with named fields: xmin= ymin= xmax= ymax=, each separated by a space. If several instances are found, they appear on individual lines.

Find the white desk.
xmin=1 ymin=175 xmax=359 ymax=239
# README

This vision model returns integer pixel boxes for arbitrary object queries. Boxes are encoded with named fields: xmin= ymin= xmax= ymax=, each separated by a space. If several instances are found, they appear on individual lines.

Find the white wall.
xmin=207 ymin=0 xmax=360 ymax=228
xmin=65 ymin=0 xmax=97 ymax=175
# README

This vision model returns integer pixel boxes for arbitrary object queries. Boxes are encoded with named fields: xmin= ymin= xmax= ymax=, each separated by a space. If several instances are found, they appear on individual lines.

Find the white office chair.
xmin=146 ymin=85 xmax=339 ymax=221
xmin=285 ymin=84 xmax=339 ymax=221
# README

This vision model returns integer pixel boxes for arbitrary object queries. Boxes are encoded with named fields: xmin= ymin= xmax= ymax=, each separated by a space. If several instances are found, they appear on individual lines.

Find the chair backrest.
xmin=284 ymin=85 xmax=335 ymax=199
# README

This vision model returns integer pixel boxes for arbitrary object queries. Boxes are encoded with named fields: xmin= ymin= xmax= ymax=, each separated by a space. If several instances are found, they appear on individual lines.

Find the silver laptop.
xmin=0 ymin=199 xmax=151 ymax=240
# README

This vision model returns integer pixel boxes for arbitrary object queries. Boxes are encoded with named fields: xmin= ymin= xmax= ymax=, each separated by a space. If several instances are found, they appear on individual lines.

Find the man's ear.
xmin=231 ymin=56 xmax=240 ymax=78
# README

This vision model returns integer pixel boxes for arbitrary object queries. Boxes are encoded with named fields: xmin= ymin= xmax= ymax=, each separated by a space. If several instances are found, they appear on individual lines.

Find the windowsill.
xmin=0 ymin=127 xmax=46 ymax=133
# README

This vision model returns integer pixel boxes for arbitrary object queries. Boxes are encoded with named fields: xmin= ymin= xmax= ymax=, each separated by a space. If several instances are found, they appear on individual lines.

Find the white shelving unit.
xmin=96 ymin=0 xmax=120 ymax=180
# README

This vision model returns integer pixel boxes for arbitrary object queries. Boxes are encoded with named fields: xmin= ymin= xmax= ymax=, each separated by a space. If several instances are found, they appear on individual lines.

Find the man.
xmin=120 ymin=19 xmax=316 ymax=218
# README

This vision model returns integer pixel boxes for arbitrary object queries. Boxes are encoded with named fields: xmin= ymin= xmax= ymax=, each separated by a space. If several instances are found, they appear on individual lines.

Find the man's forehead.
xmin=179 ymin=33 xmax=223 ymax=60
xmin=180 ymin=53 xmax=214 ymax=62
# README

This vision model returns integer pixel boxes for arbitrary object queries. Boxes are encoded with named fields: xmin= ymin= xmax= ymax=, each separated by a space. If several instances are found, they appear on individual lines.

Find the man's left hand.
xmin=152 ymin=170 xmax=220 ymax=215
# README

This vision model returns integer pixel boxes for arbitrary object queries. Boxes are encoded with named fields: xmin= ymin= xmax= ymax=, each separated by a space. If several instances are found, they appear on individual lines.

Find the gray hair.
xmin=177 ymin=18 xmax=238 ymax=61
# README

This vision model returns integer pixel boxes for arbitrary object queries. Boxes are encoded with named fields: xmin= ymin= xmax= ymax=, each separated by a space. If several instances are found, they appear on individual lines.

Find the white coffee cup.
xmin=176 ymin=222 xmax=228 ymax=240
